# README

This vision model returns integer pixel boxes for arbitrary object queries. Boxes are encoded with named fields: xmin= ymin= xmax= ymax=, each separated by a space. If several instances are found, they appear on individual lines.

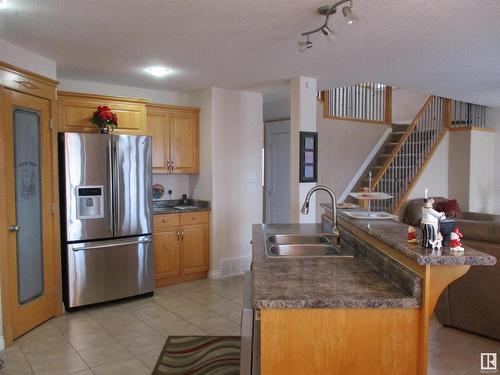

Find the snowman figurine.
xmin=449 ymin=227 xmax=464 ymax=252
xmin=420 ymin=189 xmax=446 ymax=248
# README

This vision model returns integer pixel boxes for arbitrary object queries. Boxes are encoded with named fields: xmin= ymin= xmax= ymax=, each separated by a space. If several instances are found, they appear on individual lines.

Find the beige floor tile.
xmin=20 ymin=335 xmax=76 ymax=365
xmin=92 ymin=357 xmax=149 ymax=375
xmin=136 ymin=347 xmax=163 ymax=370
xmin=16 ymin=322 xmax=63 ymax=345
xmin=67 ymin=330 xmax=118 ymax=351
xmin=187 ymin=315 xmax=240 ymax=334
xmin=116 ymin=328 xmax=166 ymax=355
xmin=55 ymin=319 xmax=104 ymax=338
xmin=150 ymin=320 xmax=206 ymax=337
xmin=71 ymin=370 xmax=94 ymax=375
xmin=30 ymin=352 xmax=88 ymax=375
xmin=78 ymin=342 xmax=134 ymax=368
xmin=0 ymin=345 xmax=34 ymax=375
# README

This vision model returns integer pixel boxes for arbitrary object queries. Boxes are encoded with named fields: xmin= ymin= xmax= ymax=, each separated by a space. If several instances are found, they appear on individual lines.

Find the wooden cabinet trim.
xmin=57 ymin=91 xmax=148 ymax=134
xmin=58 ymin=91 xmax=149 ymax=105
xmin=153 ymin=213 xmax=181 ymax=230
xmin=179 ymin=211 xmax=209 ymax=226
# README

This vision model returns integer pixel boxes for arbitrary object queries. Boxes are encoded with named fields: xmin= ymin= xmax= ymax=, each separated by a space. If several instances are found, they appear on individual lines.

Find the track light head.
xmin=297 ymin=38 xmax=313 ymax=52
xmin=321 ymin=25 xmax=335 ymax=40
xmin=342 ymin=5 xmax=359 ymax=25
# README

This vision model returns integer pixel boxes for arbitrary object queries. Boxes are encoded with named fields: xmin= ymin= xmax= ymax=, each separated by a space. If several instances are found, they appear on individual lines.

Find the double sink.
xmin=265 ymin=233 xmax=354 ymax=258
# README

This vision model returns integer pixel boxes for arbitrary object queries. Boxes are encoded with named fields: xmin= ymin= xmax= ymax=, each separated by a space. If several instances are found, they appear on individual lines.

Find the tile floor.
xmin=0 ymin=275 xmax=498 ymax=375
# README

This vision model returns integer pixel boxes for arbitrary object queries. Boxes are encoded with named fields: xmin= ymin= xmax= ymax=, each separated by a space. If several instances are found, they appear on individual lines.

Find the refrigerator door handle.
xmin=113 ymin=138 xmax=120 ymax=232
xmin=71 ymin=238 xmax=153 ymax=251
xmin=106 ymin=142 xmax=113 ymax=233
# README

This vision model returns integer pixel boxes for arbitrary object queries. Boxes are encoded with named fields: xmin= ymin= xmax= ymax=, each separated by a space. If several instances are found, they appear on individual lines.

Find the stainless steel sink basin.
xmin=265 ymin=233 xmax=353 ymax=258
xmin=267 ymin=234 xmax=331 ymax=245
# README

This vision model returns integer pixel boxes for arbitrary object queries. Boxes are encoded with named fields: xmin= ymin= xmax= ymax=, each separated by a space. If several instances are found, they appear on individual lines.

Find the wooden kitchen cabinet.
xmin=154 ymin=229 xmax=181 ymax=279
xmin=181 ymin=224 xmax=209 ymax=274
xmin=147 ymin=104 xmax=200 ymax=174
xmin=153 ymin=212 xmax=209 ymax=287
xmin=57 ymin=91 xmax=148 ymax=134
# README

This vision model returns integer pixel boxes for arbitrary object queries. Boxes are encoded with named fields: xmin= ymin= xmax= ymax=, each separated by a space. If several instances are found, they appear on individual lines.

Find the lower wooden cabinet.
xmin=153 ymin=211 xmax=209 ymax=287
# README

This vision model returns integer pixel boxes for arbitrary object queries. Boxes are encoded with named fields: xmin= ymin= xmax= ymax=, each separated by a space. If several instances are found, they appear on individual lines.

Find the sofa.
xmin=402 ymin=197 xmax=500 ymax=341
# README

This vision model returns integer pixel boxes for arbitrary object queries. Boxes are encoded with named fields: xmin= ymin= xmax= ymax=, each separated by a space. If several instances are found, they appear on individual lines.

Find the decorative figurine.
xmin=429 ymin=232 xmax=443 ymax=251
xmin=449 ymin=227 xmax=464 ymax=252
xmin=420 ymin=189 xmax=446 ymax=248
xmin=407 ymin=226 xmax=419 ymax=244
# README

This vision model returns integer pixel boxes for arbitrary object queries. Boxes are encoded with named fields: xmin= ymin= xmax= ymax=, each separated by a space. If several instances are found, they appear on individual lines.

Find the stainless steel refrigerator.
xmin=59 ymin=132 xmax=153 ymax=309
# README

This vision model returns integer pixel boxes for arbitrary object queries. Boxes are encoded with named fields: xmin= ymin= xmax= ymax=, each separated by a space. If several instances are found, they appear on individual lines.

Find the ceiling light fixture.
xmin=145 ymin=66 xmax=171 ymax=77
xmin=297 ymin=0 xmax=359 ymax=52
xmin=342 ymin=2 xmax=359 ymax=25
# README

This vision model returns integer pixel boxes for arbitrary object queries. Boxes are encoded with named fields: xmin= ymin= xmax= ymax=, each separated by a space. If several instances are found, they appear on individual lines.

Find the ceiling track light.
xmin=297 ymin=0 xmax=359 ymax=52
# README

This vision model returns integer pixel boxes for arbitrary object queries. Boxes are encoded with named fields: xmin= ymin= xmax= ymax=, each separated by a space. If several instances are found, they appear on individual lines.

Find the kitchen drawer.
xmin=154 ymin=213 xmax=180 ymax=230
xmin=180 ymin=211 xmax=209 ymax=226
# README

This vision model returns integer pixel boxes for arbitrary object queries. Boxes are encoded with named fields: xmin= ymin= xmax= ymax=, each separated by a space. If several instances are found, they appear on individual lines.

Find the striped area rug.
xmin=152 ymin=336 xmax=241 ymax=375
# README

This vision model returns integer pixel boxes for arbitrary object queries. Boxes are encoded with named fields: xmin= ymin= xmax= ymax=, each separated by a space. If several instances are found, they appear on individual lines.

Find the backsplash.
xmin=152 ymin=174 xmax=190 ymax=200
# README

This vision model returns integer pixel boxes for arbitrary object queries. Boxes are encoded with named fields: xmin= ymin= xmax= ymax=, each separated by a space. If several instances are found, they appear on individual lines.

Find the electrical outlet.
xmin=167 ymin=186 xmax=173 ymax=197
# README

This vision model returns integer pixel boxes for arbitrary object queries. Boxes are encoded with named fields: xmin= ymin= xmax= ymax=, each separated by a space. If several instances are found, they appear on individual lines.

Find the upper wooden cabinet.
xmin=147 ymin=104 xmax=200 ymax=174
xmin=57 ymin=91 xmax=148 ymax=134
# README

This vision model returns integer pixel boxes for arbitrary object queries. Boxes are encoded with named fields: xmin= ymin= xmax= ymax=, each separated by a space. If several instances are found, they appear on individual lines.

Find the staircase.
xmin=347 ymin=123 xmax=410 ymax=199
xmin=347 ymin=96 xmax=449 ymax=214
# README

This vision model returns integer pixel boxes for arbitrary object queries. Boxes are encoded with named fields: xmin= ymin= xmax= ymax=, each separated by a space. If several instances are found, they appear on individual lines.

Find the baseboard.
xmin=0 ymin=335 xmax=5 ymax=351
xmin=339 ymin=127 xmax=392 ymax=202
xmin=220 ymin=255 xmax=251 ymax=278
xmin=208 ymin=270 xmax=221 ymax=279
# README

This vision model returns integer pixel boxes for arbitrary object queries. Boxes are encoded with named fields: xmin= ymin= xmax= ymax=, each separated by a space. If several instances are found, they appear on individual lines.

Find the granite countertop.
xmin=252 ymin=224 xmax=420 ymax=310
xmin=322 ymin=203 xmax=496 ymax=266
xmin=153 ymin=199 xmax=210 ymax=215
xmin=153 ymin=206 xmax=210 ymax=215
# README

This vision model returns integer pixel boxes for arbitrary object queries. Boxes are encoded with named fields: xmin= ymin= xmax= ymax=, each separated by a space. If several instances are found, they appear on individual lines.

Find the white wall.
xmin=153 ymin=174 xmax=190 ymax=200
xmin=211 ymin=88 xmax=263 ymax=277
xmin=316 ymin=102 xmax=388 ymax=220
xmin=188 ymin=88 xmax=263 ymax=278
xmin=290 ymin=77 xmax=317 ymax=223
xmin=487 ymin=107 xmax=500 ymax=214
xmin=58 ymin=79 xmax=189 ymax=106
xmin=392 ymin=88 xmax=428 ymax=124
xmin=263 ymin=98 xmax=290 ymax=123
xmin=0 ymin=38 xmax=57 ymax=79
xmin=408 ymin=133 xmax=449 ymax=200
xmin=469 ymin=130 xmax=495 ymax=213
xmin=189 ymin=89 xmax=214 ymax=201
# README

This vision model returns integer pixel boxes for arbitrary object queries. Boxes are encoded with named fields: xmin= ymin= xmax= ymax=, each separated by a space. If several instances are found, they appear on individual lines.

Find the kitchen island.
xmin=251 ymin=208 xmax=495 ymax=375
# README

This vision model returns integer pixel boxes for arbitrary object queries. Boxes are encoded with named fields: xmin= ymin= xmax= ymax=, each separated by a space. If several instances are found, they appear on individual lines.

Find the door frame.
xmin=264 ymin=120 xmax=291 ymax=224
xmin=0 ymin=61 xmax=61 ymax=347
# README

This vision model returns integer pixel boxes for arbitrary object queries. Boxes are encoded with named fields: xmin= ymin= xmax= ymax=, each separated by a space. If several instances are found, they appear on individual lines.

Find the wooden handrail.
xmin=393 ymin=129 xmax=447 ymax=214
xmin=371 ymin=95 xmax=434 ymax=189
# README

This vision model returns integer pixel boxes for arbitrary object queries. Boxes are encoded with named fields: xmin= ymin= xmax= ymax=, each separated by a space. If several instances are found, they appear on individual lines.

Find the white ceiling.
xmin=1 ymin=0 xmax=500 ymax=105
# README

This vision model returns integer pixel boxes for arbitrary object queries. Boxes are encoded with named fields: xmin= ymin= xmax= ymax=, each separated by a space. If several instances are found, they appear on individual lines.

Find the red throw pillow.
xmin=434 ymin=199 xmax=462 ymax=219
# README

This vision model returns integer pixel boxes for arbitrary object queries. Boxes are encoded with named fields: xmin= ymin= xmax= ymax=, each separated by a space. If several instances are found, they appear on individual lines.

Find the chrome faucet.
xmin=301 ymin=185 xmax=338 ymax=233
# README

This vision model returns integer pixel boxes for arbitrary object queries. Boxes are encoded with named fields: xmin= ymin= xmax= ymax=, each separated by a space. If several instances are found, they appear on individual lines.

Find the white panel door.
xmin=265 ymin=122 xmax=290 ymax=224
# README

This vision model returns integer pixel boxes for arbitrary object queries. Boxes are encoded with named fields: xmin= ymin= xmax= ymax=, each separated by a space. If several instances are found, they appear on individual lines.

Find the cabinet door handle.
xmin=162 ymin=219 xmax=168 ymax=223
xmin=8 ymin=225 xmax=20 ymax=232
xmin=171 ymin=160 xmax=175 ymax=171
xmin=177 ymin=229 xmax=180 ymax=241
xmin=166 ymin=160 xmax=171 ymax=173
xmin=181 ymin=230 xmax=184 ymax=240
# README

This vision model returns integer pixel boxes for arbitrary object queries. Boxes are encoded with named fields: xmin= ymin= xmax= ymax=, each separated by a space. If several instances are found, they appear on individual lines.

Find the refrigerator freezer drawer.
xmin=66 ymin=236 xmax=154 ymax=308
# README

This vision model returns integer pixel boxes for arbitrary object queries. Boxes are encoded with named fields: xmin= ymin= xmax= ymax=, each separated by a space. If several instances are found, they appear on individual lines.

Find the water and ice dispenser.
xmin=76 ymin=186 xmax=104 ymax=219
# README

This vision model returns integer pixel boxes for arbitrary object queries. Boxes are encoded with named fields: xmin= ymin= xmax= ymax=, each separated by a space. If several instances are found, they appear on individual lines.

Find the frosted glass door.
xmin=13 ymin=108 xmax=44 ymax=305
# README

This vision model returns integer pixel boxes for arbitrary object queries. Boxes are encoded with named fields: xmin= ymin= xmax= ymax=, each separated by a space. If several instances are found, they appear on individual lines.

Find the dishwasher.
xmin=241 ymin=271 xmax=260 ymax=375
